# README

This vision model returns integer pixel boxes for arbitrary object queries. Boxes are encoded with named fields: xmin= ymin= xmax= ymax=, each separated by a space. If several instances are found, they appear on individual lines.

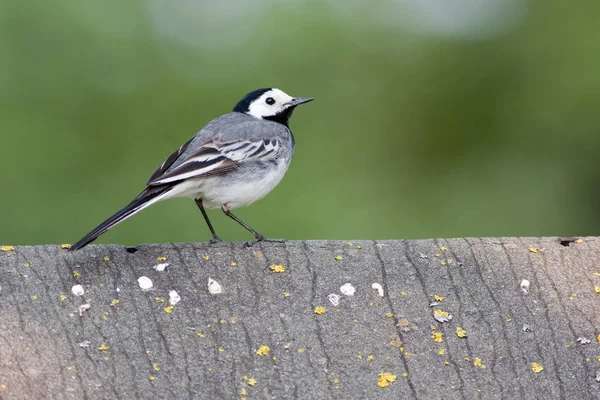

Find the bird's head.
xmin=233 ymin=88 xmax=314 ymax=126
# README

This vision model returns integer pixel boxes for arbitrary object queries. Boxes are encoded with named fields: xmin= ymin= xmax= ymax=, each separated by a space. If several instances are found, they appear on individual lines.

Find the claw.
xmin=244 ymin=236 xmax=286 ymax=248
xmin=209 ymin=236 xmax=222 ymax=245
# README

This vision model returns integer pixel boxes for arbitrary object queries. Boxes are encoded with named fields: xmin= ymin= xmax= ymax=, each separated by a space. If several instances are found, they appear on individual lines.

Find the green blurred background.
xmin=2 ymin=0 xmax=599 ymax=246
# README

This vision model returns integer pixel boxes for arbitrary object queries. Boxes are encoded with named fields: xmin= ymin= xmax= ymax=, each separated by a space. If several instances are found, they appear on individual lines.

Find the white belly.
xmin=163 ymin=158 xmax=291 ymax=209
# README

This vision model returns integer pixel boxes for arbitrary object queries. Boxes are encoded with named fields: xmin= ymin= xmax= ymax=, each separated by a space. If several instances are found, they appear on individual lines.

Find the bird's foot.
xmin=209 ymin=236 xmax=222 ymax=245
xmin=244 ymin=235 xmax=286 ymax=248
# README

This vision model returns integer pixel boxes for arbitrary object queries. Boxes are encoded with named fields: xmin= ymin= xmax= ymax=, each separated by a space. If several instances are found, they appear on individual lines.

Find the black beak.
xmin=287 ymin=97 xmax=315 ymax=107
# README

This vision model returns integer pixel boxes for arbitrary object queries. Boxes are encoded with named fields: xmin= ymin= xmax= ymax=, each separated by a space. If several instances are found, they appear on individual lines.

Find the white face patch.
xmin=247 ymin=88 xmax=294 ymax=119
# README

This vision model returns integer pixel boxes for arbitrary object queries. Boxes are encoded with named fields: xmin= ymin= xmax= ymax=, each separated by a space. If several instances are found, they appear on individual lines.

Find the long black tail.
xmin=69 ymin=185 xmax=174 ymax=251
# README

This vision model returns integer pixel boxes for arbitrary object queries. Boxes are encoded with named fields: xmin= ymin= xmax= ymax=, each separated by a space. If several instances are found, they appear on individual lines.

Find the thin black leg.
xmin=221 ymin=205 xmax=285 ymax=247
xmin=194 ymin=199 xmax=222 ymax=244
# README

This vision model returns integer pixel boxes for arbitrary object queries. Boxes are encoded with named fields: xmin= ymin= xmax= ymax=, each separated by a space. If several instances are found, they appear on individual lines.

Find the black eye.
xmin=265 ymin=97 xmax=275 ymax=105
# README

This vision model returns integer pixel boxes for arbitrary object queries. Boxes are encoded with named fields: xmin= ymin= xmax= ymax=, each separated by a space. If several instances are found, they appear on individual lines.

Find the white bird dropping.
xmin=71 ymin=284 xmax=85 ymax=296
xmin=154 ymin=263 xmax=169 ymax=272
xmin=169 ymin=290 xmax=181 ymax=305
xmin=371 ymin=283 xmax=384 ymax=297
xmin=208 ymin=278 xmax=222 ymax=294
xmin=520 ymin=279 xmax=530 ymax=294
xmin=138 ymin=276 xmax=153 ymax=291
xmin=340 ymin=283 xmax=356 ymax=296
xmin=328 ymin=293 xmax=340 ymax=307
xmin=78 ymin=304 xmax=91 ymax=317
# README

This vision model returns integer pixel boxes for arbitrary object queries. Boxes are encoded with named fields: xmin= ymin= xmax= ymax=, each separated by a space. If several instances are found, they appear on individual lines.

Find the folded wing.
xmin=147 ymin=138 xmax=281 ymax=186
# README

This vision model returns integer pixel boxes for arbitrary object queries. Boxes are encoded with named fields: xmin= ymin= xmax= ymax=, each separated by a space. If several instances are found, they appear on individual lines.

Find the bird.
xmin=69 ymin=88 xmax=314 ymax=251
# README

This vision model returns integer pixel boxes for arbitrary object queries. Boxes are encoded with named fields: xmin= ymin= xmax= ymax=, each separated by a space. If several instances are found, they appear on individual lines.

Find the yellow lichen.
xmin=297 ymin=348 xmax=304 ymax=353
xmin=314 ymin=306 xmax=326 ymax=315
xmin=203 ymin=255 xmax=210 ymax=260
xmin=595 ymin=286 xmax=600 ymax=294
xmin=531 ymin=362 xmax=544 ymax=373
xmin=575 ymin=239 xmax=584 ymax=244
xmin=334 ymin=255 xmax=343 ymax=260
xmin=73 ymin=271 xmax=80 ymax=278
xmin=30 ymin=296 xmax=37 ymax=301
xmin=256 ymin=346 xmax=270 ymax=356
xmin=60 ymin=244 xmax=71 ymax=249
xmin=438 ymin=348 xmax=445 ymax=355
xmin=231 ymin=261 xmax=237 ymax=267
xmin=153 ymin=363 xmax=160 ymax=371
xmin=385 ymin=313 xmax=394 ymax=318
xmin=474 ymin=358 xmax=485 ymax=368
xmin=434 ymin=309 xmax=449 ymax=318
xmin=157 ymin=256 xmax=167 ymax=261
xmin=434 ymin=295 xmax=444 ymax=302
xmin=390 ymin=338 xmax=403 ymax=347
xmin=110 ymin=299 xmax=119 ymax=307
xmin=247 ymin=378 xmax=257 ymax=386
xmin=432 ymin=332 xmax=444 ymax=343
xmin=59 ymin=294 xmax=67 ymax=301
xmin=98 ymin=343 xmax=109 ymax=351
xmin=377 ymin=372 xmax=397 ymax=388
xmin=456 ymin=327 xmax=467 ymax=338
xmin=0 ymin=246 xmax=15 ymax=252
xmin=149 ymin=375 xmax=156 ymax=381
xmin=269 ymin=264 xmax=285 ymax=273
xmin=529 ymin=247 xmax=538 ymax=253
xmin=283 ymin=292 xmax=290 ymax=297
xmin=155 ymin=297 xmax=165 ymax=303
xmin=440 ymin=261 xmax=447 ymax=266
xmin=164 ymin=305 xmax=174 ymax=313
xmin=103 ymin=256 xmax=110 ymax=262
xmin=197 ymin=332 xmax=205 ymax=338
xmin=367 ymin=355 xmax=374 ymax=361
xmin=23 ymin=263 xmax=30 ymax=268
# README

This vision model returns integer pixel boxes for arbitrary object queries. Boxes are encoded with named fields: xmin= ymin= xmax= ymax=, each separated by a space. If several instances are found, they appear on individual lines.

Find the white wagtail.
xmin=70 ymin=88 xmax=314 ymax=251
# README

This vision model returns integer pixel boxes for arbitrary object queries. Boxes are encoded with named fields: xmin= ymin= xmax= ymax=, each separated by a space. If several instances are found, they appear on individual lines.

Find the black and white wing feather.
xmin=147 ymin=138 xmax=282 ymax=186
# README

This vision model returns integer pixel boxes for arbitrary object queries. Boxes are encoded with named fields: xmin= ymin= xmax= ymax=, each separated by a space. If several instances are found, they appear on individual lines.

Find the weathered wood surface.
xmin=0 ymin=238 xmax=599 ymax=399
